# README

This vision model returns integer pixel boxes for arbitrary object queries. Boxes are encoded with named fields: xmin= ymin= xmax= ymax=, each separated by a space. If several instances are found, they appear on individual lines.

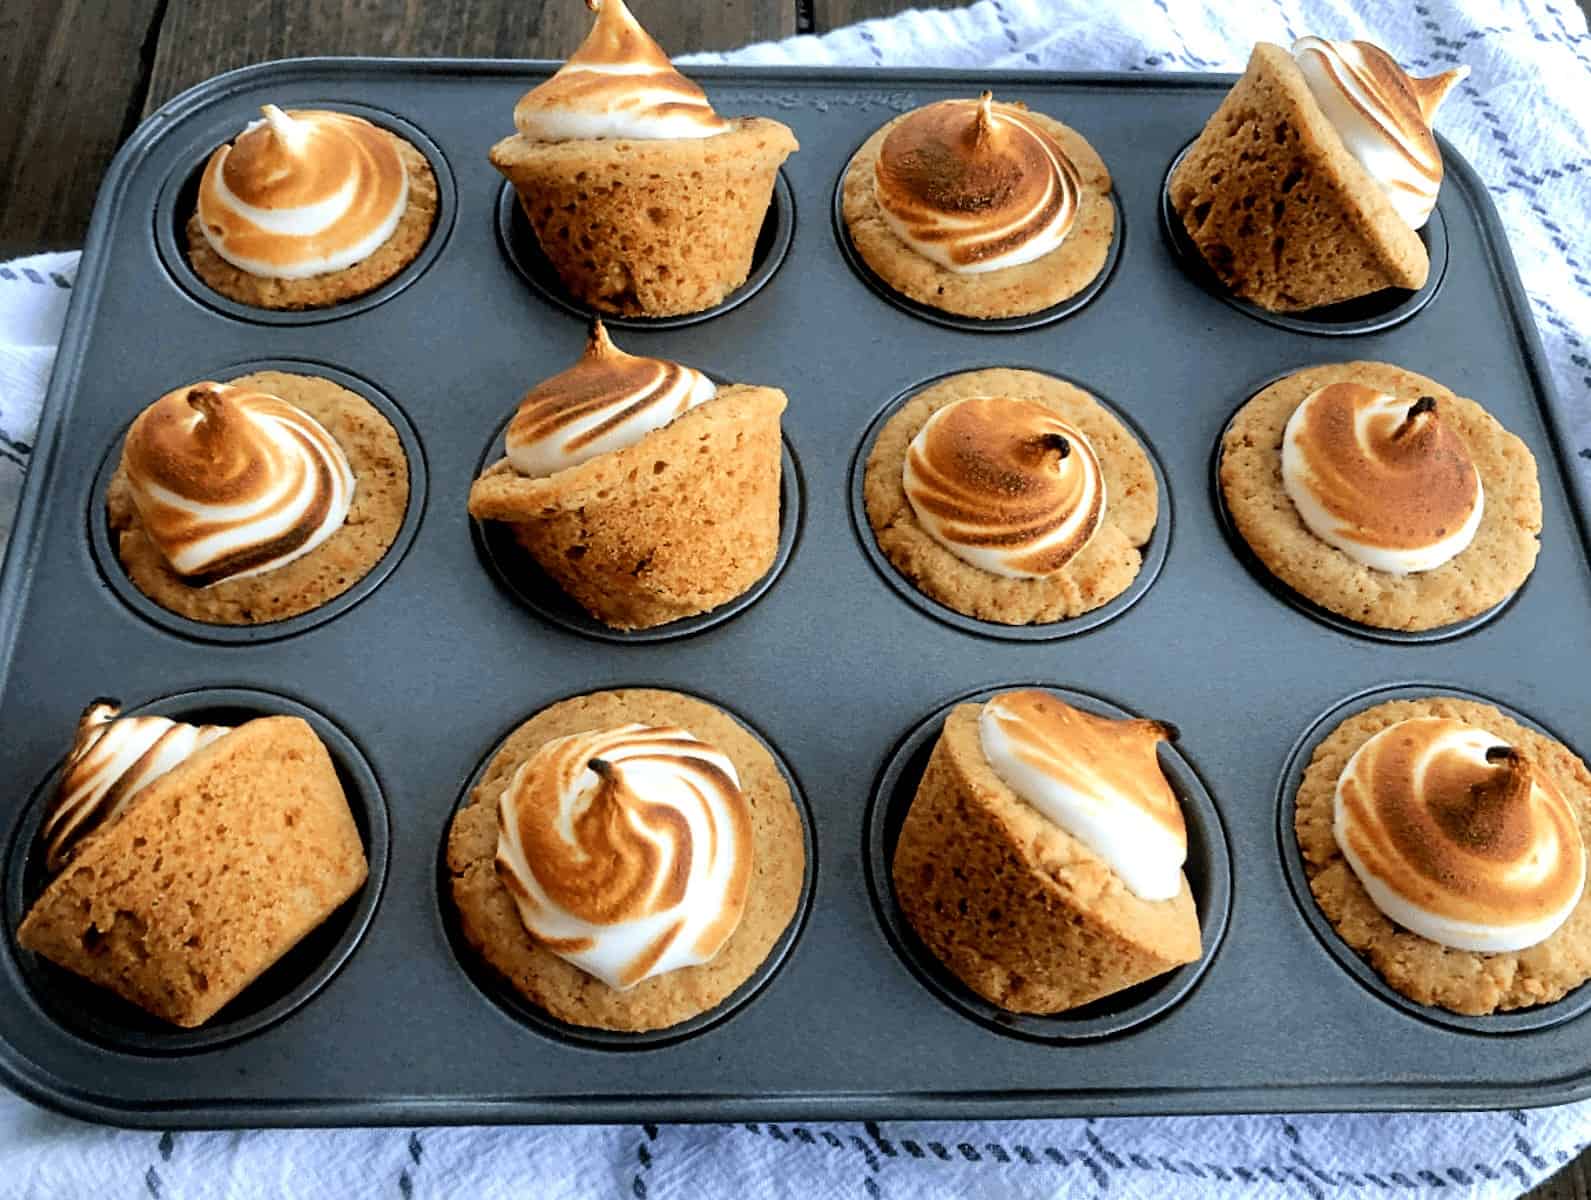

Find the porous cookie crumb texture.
xmin=1219 ymin=361 xmax=1541 ymax=631
xmin=841 ymin=109 xmax=1114 ymax=318
xmin=186 ymin=134 xmax=439 ymax=310
xmin=863 ymin=368 xmax=1157 ymax=625
xmin=1169 ymin=43 xmax=1428 ymax=312
xmin=892 ymin=704 xmax=1201 ymax=1014
xmin=445 ymin=688 xmax=805 ymax=1032
xmin=469 ymin=385 xmax=786 ymax=630
xmin=107 ymin=370 xmax=410 ymax=626
xmin=17 ymin=716 xmax=369 ymax=1028
xmin=491 ymin=118 xmax=797 ymax=317
xmin=1295 ymin=697 xmax=1591 ymax=1015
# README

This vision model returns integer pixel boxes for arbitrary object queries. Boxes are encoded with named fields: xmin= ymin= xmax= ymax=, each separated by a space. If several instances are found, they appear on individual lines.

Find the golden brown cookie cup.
xmin=106 ymin=370 xmax=410 ymax=627
xmin=445 ymin=688 xmax=806 ymax=1033
xmin=1294 ymin=695 xmax=1591 ymax=1016
xmin=840 ymin=109 xmax=1114 ymax=319
xmin=1219 ymin=362 xmax=1541 ymax=633
xmin=469 ymin=385 xmax=786 ymax=631
xmin=490 ymin=118 xmax=797 ymax=318
xmin=184 ymin=132 xmax=439 ymax=311
xmin=862 ymin=369 xmax=1157 ymax=626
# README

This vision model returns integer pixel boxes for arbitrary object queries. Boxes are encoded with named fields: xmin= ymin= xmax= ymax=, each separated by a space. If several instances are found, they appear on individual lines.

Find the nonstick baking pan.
xmin=0 ymin=59 xmax=1588 ymax=1127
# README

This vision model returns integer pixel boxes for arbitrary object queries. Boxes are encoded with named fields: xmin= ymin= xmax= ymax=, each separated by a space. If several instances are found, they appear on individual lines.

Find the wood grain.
xmin=144 ymin=0 xmax=799 ymax=111
xmin=814 ymin=0 xmax=950 ymax=27
xmin=0 ymin=0 xmax=161 ymax=256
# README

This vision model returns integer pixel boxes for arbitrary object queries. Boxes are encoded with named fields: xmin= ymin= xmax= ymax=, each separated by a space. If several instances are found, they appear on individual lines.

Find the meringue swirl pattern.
xmin=873 ymin=93 xmax=1082 ymax=274
xmin=903 ymin=396 xmax=1105 ymax=578
xmin=1281 ymin=382 xmax=1483 ymax=574
xmin=495 ymin=723 xmax=754 ymax=990
xmin=1292 ymin=36 xmax=1468 ymax=230
xmin=1335 ymin=718 xmax=1586 ymax=953
xmin=41 ymin=702 xmax=230 ymax=873
xmin=197 ymin=105 xmax=410 ymax=279
xmin=506 ymin=321 xmax=717 ymax=478
xmin=123 ymin=381 xmax=357 ymax=587
xmin=513 ymin=0 xmax=731 ymax=141
xmin=979 ymin=690 xmax=1188 ymax=902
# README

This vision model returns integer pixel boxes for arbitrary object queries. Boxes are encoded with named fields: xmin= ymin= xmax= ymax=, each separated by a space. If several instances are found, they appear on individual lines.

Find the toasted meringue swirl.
xmin=903 ymin=396 xmax=1105 ymax=578
xmin=494 ymin=723 xmax=753 ymax=990
xmin=873 ymin=93 xmax=1081 ymax=274
xmin=505 ymin=321 xmax=717 ymax=478
xmin=123 ymin=381 xmax=357 ymax=586
xmin=1334 ymin=718 xmax=1586 ymax=952
xmin=197 ymin=105 xmax=409 ymax=279
xmin=980 ymin=690 xmax=1187 ymax=901
xmin=513 ymin=0 xmax=730 ymax=141
xmin=1292 ymin=37 xmax=1467 ymax=229
xmin=41 ymin=701 xmax=230 ymax=873
xmin=1281 ymin=382 xmax=1483 ymax=574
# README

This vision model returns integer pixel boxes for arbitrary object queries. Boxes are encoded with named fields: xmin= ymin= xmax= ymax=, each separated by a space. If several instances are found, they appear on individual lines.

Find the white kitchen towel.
xmin=2 ymin=1 xmax=1590 ymax=1197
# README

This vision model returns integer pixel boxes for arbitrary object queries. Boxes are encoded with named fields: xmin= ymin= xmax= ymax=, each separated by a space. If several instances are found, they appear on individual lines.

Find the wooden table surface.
xmin=2 ymin=1 xmax=1588 ymax=1192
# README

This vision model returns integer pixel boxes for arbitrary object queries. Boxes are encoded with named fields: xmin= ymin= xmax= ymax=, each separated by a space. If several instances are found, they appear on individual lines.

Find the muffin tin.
xmin=0 ymin=60 xmax=1588 ymax=1126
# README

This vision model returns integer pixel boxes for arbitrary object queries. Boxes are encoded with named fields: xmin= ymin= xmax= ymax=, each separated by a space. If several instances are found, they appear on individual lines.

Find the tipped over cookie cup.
xmin=840 ymin=108 xmax=1114 ymax=320
xmin=862 ymin=369 xmax=1157 ymax=626
xmin=1294 ymin=696 xmax=1591 ymax=1016
xmin=105 ymin=370 xmax=410 ymax=626
xmin=1219 ymin=361 xmax=1541 ymax=633
xmin=185 ymin=130 xmax=439 ymax=312
xmin=490 ymin=118 xmax=797 ymax=318
xmin=469 ymin=384 xmax=786 ymax=631
xmin=445 ymin=688 xmax=806 ymax=1033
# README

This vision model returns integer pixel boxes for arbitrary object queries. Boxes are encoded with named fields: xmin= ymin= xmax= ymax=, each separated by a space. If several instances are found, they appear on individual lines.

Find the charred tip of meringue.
xmin=184 ymin=383 xmax=229 ymax=420
xmin=1146 ymin=719 xmax=1180 ymax=745
xmin=1484 ymin=744 xmax=1522 ymax=766
xmin=973 ymin=91 xmax=996 ymax=140
xmin=585 ymin=318 xmax=618 ymax=358
xmin=1036 ymin=431 xmax=1072 ymax=459
xmin=587 ymin=756 xmax=616 ymax=780
xmin=1412 ymin=64 xmax=1470 ymax=121
xmin=1394 ymin=395 xmax=1438 ymax=437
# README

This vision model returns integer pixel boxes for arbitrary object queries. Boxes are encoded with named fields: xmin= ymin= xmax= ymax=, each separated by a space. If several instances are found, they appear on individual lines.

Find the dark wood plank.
xmin=1529 ymin=1155 xmax=1591 ymax=1200
xmin=813 ymin=0 xmax=954 ymax=31
xmin=0 ymin=0 xmax=161 ymax=257
xmin=144 ymin=0 xmax=800 ymax=112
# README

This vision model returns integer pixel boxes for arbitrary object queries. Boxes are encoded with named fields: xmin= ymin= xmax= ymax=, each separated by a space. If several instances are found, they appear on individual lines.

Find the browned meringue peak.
xmin=873 ymin=92 xmax=1082 ymax=273
xmin=40 ymin=701 xmax=230 ymax=872
xmin=903 ymin=395 xmax=1105 ymax=578
xmin=1291 ymin=37 xmax=1467 ymax=229
xmin=504 ymin=320 xmax=717 ymax=478
xmin=1279 ymin=382 xmax=1483 ymax=574
xmin=978 ymin=690 xmax=1187 ymax=900
xmin=123 ymin=381 xmax=356 ymax=586
xmin=1334 ymin=718 xmax=1586 ymax=952
xmin=512 ymin=0 xmax=731 ymax=141
xmin=494 ymin=723 xmax=753 ymax=989
xmin=197 ymin=105 xmax=409 ymax=279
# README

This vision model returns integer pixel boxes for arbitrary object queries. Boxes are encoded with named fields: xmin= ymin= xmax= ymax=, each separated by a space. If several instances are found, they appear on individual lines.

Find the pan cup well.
xmin=848 ymin=370 xmax=1170 ymax=643
xmin=88 ymin=359 xmax=427 ymax=645
xmin=437 ymin=688 xmax=817 ymax=1051
xmin=3 ymin=688 xmax=390 ymax=1056
xmin=153 ymin=101 xmax=457 ymax=326
xmin=1159 ymin=140 xmax=1448 ymax=336
xmin=1210 ymin=379 xmax=1522 ymax=646
xmin=469 ymin=396 xmax=802 ymax=645
xmin=494 ymin=170 xmax=795 ymax=330
xmin=830 ymin=149 xmax=1124 ymax=333
xmin=864 ymin=683 xmax=1232 ymax=1043
xmin=1276 ymin=682 xmax=1591 ymax=1035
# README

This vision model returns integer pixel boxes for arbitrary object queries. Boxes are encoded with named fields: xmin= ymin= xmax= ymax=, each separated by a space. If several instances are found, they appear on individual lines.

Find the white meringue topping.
xmin=197 ymin=105 xmax=410 ymax=279
xmin=505 ymin=321 xmax=716 ymax=478
xmin=903 ymin=396 xmax=1105 ymax=579
xmin=979 ymin=690 xmax=1187 ymax=902
xmin=1335 ymin=718 xmax=1585 ymax=953
xmin=495 ymin=723 xmax=753 ymax=990
xmin=1281 ymin=382 xmax=1483 ymax=575
xmin=123 ymin=381 xmax=357 ymax=586
xmin=512 ymin=0 xmax=731 ymax=141
xmin=41 ymin=702 xmax=231 ymax=872
xmin=1292 ymin=36 xmax=1467 ymax=230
